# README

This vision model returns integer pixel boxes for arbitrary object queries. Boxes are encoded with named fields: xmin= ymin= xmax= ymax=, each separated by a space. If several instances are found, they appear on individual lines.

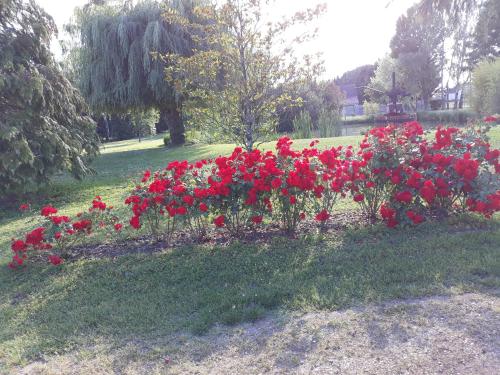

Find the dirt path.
xmin=19 ymin=291 xmax=500 ymax=374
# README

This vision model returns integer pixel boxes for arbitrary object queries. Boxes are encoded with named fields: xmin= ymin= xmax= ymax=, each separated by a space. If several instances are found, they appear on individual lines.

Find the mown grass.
xmin=0 ymin=128 xmax=499 ymax=369
xmin=1 ymin=215 xmax=499 ymax=367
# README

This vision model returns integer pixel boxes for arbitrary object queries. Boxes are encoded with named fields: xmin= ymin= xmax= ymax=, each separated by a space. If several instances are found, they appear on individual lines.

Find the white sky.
xmin=38 ymin=0 xmax=419 ymax=78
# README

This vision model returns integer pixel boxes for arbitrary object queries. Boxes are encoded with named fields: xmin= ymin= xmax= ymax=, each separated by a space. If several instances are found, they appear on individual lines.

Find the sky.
xmin=38 ymin=0 xmax=419 ymax=78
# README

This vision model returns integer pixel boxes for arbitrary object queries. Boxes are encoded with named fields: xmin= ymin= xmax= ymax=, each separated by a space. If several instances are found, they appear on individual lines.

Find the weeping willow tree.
xmin=70 ymin=0 xmax=198 ymax=144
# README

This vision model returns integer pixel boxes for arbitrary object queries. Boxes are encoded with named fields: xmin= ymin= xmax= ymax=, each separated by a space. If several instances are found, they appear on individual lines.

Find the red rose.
xmin=199 ymin=203 xmax=208 ymax=212
xmin=182 ymin=195 xmax=194 ymax=206
xmin=48 ymin=255 xmax=62 ymax=265
xmin=271 ymin=178 xmax=282 ymax=189
xmin=214 ymin=215 xmax=225 ymax=227
xmin=251 ymin=215 xmax=263 ymax=224
xmin=11 ymin=240 xmax=27 ymax=253
xmin=41 ymin=205 xmax=58 ymax=216
xmin=19 ymin=204 xmax=30 ymax=211
xmin=315 ymin=209 xmax=330 ymax=222
xmin=130 ymin=216 xmax=141 ymax=229
xmin=395 ymin=191 xmax=413 ymax=204
xmin=353 ymin=194 xmax=364 ymax=202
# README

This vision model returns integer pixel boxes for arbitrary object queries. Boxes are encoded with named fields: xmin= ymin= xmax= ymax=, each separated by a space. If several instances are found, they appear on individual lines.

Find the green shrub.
xmin=471 ymin=57 xmax=500 ymax=115
xmin=163 ymin=134 xmax=171 ymax=146
xmin=342 ymin=115 xmax=374 ymax=125
xmin=363 ymin=101 xmax=380 ymax=117
xmin=292 ymin=111 xmax=313 ymax=138
xmin=318 ymin=109 xmax=342 ymax=137
xmin=416 ymin=109 xmax=477 ymax=124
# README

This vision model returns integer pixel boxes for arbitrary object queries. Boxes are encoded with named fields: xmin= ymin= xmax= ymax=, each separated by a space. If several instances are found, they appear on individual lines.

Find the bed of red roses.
xmin=8 ymin=120 xmax=500 ymax=269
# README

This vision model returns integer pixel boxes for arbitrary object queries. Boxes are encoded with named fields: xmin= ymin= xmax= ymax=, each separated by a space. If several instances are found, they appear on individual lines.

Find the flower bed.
xmin=8 ymin=120 xmax=500 ymax=269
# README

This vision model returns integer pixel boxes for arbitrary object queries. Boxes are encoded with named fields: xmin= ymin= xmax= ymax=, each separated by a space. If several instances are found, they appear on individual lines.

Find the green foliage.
xmin=130 ymin=109 xmax=158 ymax=140
xmin=471 ymin=57 xmax=500 ymax=115
xmin=388 ymin=4 xmax=445 ymax=109
xmin=366 ymin=56 xmax=406 ymax=104
xmin=0 ymin=0 xmax=99 ymax=197
xmin=163 ymin=133 xmax=171 ymax=146
xmin=293 ymin=111 xmax=313 ymax=139
xmin=334 ymin=64 xmax=376 ymax=103
xmin=165 ymin=0 xmax=325 ymax=150
xmin=416 ymin=109 xmax=477 ymax=123
xmin=277 ymin=80 xmax=344 ymax=133
xmin=470 ymin=0 xmax=500 ymax=64
xmin=363 ymin=102 xmax=380 ymax=117
xmin=317 ymin=109 xmax=342 ymax=138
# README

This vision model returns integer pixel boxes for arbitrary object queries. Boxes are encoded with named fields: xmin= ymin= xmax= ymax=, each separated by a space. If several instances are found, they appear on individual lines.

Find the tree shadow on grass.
xmin=0 ymin=218 xmax=499 ymax=364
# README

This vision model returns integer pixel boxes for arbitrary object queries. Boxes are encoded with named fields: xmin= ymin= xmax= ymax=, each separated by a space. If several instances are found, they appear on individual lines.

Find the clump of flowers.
xmin=8 ymin=120 xmax=500 ymax=269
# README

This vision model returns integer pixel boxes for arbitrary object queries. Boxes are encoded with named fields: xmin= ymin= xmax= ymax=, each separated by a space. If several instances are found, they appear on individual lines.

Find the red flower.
xmin=199 ymin=203 xmax=208 ymax=212
xmin=41 ymin=205 xmax=58 ymax=216
xmin=406 ymin=210 xmax=424 ymax=224
xmin=19 ymin=203 xmax=30 ymax=211
xmin=91 ymin=196 xmax=107 ymax=211
xmin=114 ymin=223 xmax=123 ymax=231
xmin=251 ymin=215 xmax=263 ymax=224
xmin=141 ymin=169 xmax=151 ymax=182
xmin=11 ymin=240 xmax=27 ymax=253
xmin=484 ymin=115 xmax=497 ymax=123
xmin=289 ymin=195 xmax=297 ymax=205
xmin=50 ymin=215 xmax=70 ymax=225
xmin=214 ymin=215 xmax=225 ymax=227
xmin=419 ymin=180 xmax=436 ymax=204
xmin=353 ymin=194 xmax=364 ymax=202
xmin=48 ymin=255 xmax=62 ymax=265
xmin=395 ymin=191 xmax=413 ymax=204
xmin=54 ymin=232 xmax=62 ymax=240
xmin=130 ymin=216 xmax=141 ymax=229
xmin=271 ymin=178 xmax=282 ymax=189
xmin=25 ymin=227 xmax=45 ymax=245
xmin=73 ymin=219 xmax=92 ymax=232
xmin=176 ymin=206 xmax=187 ymax=215
xmin=315 ymin=209 xmax=330 ymax=222
xmin=182 ymin=194 xmax=194 ymax=206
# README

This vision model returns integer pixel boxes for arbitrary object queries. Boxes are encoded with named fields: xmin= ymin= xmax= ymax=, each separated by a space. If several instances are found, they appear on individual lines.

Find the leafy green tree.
xmin=164 ymin=0 xmax=325 ymax=150
xmin=366 ymin=56 xmax=406 ymax=104
xmin=390 ymin=4 xmax=445 ymax=109
xmin=0 ymin=0 xmax=98 ymax=196
xmin=470 ymin=0 xmax=500 ymax=65
xmin=69 ymin=0 xmax=197 ymax=145
xmin=417 ymin=0 xmax=480 ymax=92
xmin=471 ymin=57 xmax=500 ymax=115
xmin=277 ymin=80 xmax=343 ymax=133
xmin=334 ymin=64 xmax=376 ymax=103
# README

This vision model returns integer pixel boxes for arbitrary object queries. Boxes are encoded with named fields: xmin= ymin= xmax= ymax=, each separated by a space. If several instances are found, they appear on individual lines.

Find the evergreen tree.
xmin=0 ymin=0 xmax=99 ymax=196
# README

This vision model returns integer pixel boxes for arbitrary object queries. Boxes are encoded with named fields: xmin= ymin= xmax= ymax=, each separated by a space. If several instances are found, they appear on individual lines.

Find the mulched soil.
xmin=65 ymin=210 xmax=370 ymax=260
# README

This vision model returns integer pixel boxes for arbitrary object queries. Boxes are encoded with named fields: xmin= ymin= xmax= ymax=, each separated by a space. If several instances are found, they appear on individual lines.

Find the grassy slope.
xmin=0 ymin=128 xmax=499 ymax=368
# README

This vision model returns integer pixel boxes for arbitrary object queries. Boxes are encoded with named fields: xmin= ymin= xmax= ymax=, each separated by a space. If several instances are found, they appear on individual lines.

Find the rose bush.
xmin=8 ymin=121 xmax=500 ymax=269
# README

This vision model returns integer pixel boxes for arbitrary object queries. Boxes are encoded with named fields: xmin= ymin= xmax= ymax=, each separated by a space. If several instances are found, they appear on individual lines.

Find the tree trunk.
xmin=157 ymin=108 xmax=185 ymax=145
xmin=166 ymin=108 xmax=185 ymax=145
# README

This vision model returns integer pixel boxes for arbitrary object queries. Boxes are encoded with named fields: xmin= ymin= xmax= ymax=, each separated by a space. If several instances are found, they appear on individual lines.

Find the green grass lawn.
xmin=0 ymin=128 xmax=499 ymax=369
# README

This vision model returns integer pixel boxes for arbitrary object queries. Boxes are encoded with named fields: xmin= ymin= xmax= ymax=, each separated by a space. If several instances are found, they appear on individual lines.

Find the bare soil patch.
xmin=65 ymin=210 xmax=370 ymax=260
